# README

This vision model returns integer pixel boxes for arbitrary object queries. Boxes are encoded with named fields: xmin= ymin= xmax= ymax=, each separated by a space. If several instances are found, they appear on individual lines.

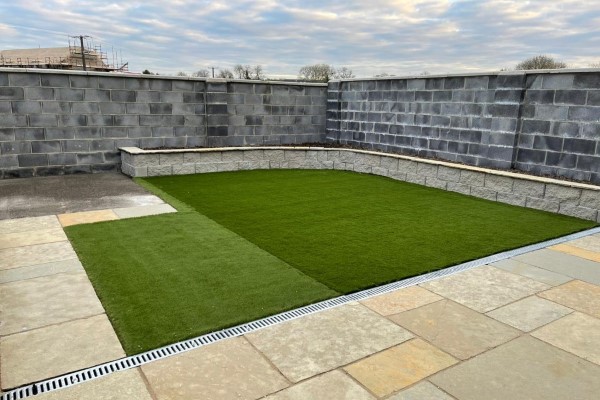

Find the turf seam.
xmin=4 ymin=225 xmax=599 ymax=400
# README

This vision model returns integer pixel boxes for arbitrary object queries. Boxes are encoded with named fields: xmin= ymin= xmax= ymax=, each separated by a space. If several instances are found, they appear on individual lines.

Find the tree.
xmin=142 ymin=69 xmax=153 ymax=75
xmin=298 ymin=64 xmax=335 ymax=82
xmin=217 ymin=69 xmax=234 ymax=79
xmin=515 ymin=55 xmax=567 ymax=70
xmin=192 ymin=69 xmax=210 ymax=77
xmin=589 ymin=62 xmax=600 ymax=68
xmin=298 ymin=64 xmax=355 ymax=82
xmin=233 ymin=64 xmax=265 ymax=80
xmin=176 ymin=71 xmax=189 ymax=76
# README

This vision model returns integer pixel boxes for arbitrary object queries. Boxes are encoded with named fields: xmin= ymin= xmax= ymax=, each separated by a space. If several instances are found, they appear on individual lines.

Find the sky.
xmin=0 ymin=0 xmax=599 ymax=78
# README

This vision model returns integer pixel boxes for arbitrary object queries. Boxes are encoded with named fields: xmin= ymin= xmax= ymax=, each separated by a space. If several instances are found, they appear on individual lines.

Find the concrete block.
xmin=222 ymin=151 xmax=244 ymax=162
xmin=416 ymin=162 xmax=438 ymax=177
xmin=425 ymin=176 xmax=448 ymax=190
xmin=544 ymin=184 xmax=582 ymax=202
xmin=459 ymin=170 xmax=485 ymax=187
xmin=147 ymin=165 xmax=173 ymax=176
xmin=216 ymin=162 xmax=239 ymax=172
xmin=512 ymin=179 xmax=545 ymax=197
xmin=2 ymin=141 xmax=31 ymax=154
xmin=558 ymin=204 xmax=597 ymax=221
xmin=193 ymin=162 xmax=218 ymax=173
xmin=568 ymin=106 xmax=600 ymax=122
xmin=397 ymin=159 xmax=418 ymax=174
xmin=31 ymin=140 xmax=61 ymax=154
xmin=555 ymin=90 xmax=587 ymax=105
xmin=526 ymin=197 xmax=559 ymax=212
xmin=380 ymin=156 xmax=399 ymax=171
xmin=111 ymin=90 xmax=136 ymax=102
xmin=263 ymin=150 xmax=285 ymax=162
xmin=18 ymin=153 xmax=48 ymax=167
xmin=579 ymin=190 xmax=600 ymax=209
xmin=359 ymin=153 xmax=381 ymax=167
xmin=497 ymin=192 xmax=527 ymax=206
xmin=405 ymin=173 xmax=426 ymax=185
xmin=437 ymin=165 xmax=461 ymax=182
xmin=172 ymin=163 xmax=195 ymax=175
xmin=484 ymin=174 xmax=514 ymax=192
xmin=371 ymin=166 xmax=389 ymax=176
xmin=471 ymin=186 xmax=498 ymax=201
xmin=0 ymin=87 xmax=24 ymax=100
xmin=69 ymin=75 xmax=98 ymax=89
xmin=541 ymin=74 xmax=574 ymax=89
xmin=29 ymin=114 xmax=58 ymax=127
xmin=130 ymin=154 xmax=160 ymax=167
xmin=8 ymin=73 xmax=40 ymax=86
xmin=159 ymin=153 xmax=184 ymax=165
xmin=353 ymin=163 xmax=372 ymax=174
xmin=40 ymin=74 xmax=69 ymax=87
xmin=447 ymin=182 xmax=471 ymax=195
xmin=573 ymin=73 xmax=600 ymax=89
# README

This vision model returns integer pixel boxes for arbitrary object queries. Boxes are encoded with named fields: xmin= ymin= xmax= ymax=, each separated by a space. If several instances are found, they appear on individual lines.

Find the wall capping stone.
xmin=120 ymin=146 xmax=600 ymax=222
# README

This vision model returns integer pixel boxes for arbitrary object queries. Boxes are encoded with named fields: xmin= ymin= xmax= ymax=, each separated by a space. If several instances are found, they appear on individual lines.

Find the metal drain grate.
xmin=3 ymin=226 xmax=599 ymax=400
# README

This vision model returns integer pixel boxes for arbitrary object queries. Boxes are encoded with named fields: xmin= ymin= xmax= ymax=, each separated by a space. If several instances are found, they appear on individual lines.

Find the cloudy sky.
xmin=0 ymin=0 xmax=599 ymax=78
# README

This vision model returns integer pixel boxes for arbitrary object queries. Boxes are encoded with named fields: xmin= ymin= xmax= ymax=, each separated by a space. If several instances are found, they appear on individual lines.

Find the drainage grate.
xmin=3 ymin=226 xmax=599 ymax=400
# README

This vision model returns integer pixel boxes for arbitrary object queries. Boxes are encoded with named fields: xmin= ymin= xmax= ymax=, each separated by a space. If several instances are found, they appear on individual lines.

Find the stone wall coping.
xmin=330 ymin=67 xmax=600 ymax=83
xmin=0 ymin=67 xmax=327 ymax=87
xmin=119 ymin=146 xmax=600 ymax=191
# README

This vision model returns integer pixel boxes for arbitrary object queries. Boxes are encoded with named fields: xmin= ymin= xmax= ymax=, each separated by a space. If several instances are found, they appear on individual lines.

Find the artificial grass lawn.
xmin=67 ymin=169 xmax=596 ymax=354
xmin=145 ymin=170 xmax=596 ymax=293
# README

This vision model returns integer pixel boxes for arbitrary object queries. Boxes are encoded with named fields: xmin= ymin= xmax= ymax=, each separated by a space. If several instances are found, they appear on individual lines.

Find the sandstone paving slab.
xmin=563 ymin=234 xmax=600 ymax=253
xmin=112 ymin=203 xmax=176 ymax=219
xmin=142 ymin=337 xmax=289 ymax=400
xmin=1 ymin=314 xmax=125 ymax=389
xmin=344 ymin=338 xmax=457 ymax=397
xmin=430 ymin=336 xmax=600 ymax=400
xmin=245 ymin=303 xmax=414 ymax=382
xmin=512 ymin=249 xmax=600 ymax=285
xmin=0 ymin=241 xmax=77 ymax=270
xmin=538 ymin=280 xmax=600 ymax=319
xmin=360 ymin=286 xmax=442 ymax=316
xmin=390 ymin=300 xmax=520 ymax=360
xmin=0 ymin=259 xmax=83 ymax=284
xmin=491 ymin=258 xmax=572 ymax=286
xmin=550 ymin=243 xmax=600 ymax=263
xmin=0 ymin=215 xmax=61 ymax=234
xmin=486 ymin=295 xmax=573 ymax=332
xmin=388 ymin=381 xmax=455 ymax=400
xmin=58 ymin=209 xmax=119 ymax=227
xmin=33 ymin=368 xmax=153 ymax=400
xmin=420 ymin=265 xmax=549 ymax=313
xmin=0 ymin=228 xmax=67 ymax=250
xmin=0 ymin=271 xmax=105 ymax=335
xmin=531 ymin=312 xmax=600 ymax=365
xmin=263 ymin=370 xmax=375 ymax=400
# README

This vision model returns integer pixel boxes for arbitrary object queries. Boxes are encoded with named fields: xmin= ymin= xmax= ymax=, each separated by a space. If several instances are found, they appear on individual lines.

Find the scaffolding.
xmin=0 ymin=37 xmax=128 ymax=72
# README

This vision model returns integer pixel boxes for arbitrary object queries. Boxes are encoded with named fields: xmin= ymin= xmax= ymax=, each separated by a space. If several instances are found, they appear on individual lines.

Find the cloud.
xmin=0 ymin=0 xmax=598 ymax=77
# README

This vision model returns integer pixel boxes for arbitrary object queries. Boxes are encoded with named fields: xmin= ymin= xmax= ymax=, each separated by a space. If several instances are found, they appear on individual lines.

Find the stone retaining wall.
xmin=121 ymin=146 xmax=600 ymax=222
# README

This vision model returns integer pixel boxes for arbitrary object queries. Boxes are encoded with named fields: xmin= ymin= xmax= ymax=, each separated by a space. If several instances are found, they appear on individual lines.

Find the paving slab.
xmin=486 ymin=295 xmax=573 ymax=331
xmin=263 ymin=370 xmax=375 ymax=400
xmin=142 ymin=337 xmax=289 ymax=400
xmin=0 ymin=241 xmax=77 ymax=270
xmin=430 ymin=336 xmax=600 ymax=400
xmin=420 ymin=265 xmax=549 ymax=312
xmin=0 ymin=259 xmax=83 ymax=284
xmin=0 ymin=173 xmax=164 ymax=220
xmin=0 ymin=271 xmax=105 ymax=335
xmin=1 ymin=315 xmax=125 ymax=390
xmin=390 ymin=300 xmax=520 ymax=360
xmin=532 ymin=312 xmax=600 ymax=365
xmin=58 ymin=209 xmax=119 ymax=227
xmin=360 ymin=286 xmax=442 ymax=316
xmin=550 ymin=243 xmax=600 ymax=263
xmin=563 ymin=234 xmax=600 ymax=253
xmin=246 ymin=303 xmax=414 ymax=382
xmin=512 ymin=248 xmax=600 ymax=285
xmin=538 ymin=280 xmax=600 ymax=319
xmin=0 ymin=228 xmax=67 ymax=250
xmin=0 ymin=215 xmax=61 ymax=234
xmin=33 ymin=368 xmax=153 ymax=400
xmin=112 ymin=203 xmax=177 ymax=219
xmin=345 ymin=338 xmax=457 ymax=397
xmin=388 ymin=381 xmax=455 ymax=400
xmin=491 ymin=258 xmax=572 ymax=286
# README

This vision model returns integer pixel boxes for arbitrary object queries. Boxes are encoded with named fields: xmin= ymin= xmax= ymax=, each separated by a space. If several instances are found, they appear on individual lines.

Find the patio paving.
xmin=0 ymin=173 xmax=599 ymax=399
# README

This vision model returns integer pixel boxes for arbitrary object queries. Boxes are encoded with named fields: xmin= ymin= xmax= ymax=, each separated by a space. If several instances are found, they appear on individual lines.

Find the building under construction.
xmin=0 ymin=37 xmax=127 ymax=72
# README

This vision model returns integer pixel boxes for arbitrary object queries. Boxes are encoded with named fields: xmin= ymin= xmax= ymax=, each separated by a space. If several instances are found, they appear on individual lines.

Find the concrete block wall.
xmin=0 ymin=69 xmax=326 ymax=178
xmin=205 ymin=80 xmax=326 ymax=148
xmin=327 ymin=70 xmax=600 ymax=185
xmin=0 ymin=70 xmax=206 ymax=178
xmin=121 ymin=146 xmax=600 ymax=222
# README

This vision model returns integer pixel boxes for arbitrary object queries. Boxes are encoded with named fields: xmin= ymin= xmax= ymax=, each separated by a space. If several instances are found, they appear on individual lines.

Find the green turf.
xmin=65 ymin=211 xmax=337 ymax=354
xmin=144 ymin=170 xmax=596 ymax=293
xmin=66 ymin=169 xmax=596 ymax=354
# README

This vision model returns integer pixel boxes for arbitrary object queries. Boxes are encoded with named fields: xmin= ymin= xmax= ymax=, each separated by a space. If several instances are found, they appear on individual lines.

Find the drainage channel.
xmin=3 ymin=226 xmax=600 ymax=400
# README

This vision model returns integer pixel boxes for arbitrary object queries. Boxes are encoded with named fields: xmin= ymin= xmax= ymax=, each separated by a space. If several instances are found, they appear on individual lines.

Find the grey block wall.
xmin=327 ymin=71 xmax=600 ymax=184
xmin=0 ymin=69 xmax=326 ymax=178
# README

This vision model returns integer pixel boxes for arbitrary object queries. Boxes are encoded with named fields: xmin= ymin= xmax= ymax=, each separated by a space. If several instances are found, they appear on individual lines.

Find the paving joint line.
xmin=2 ymin=226 xmax=600 ymax=400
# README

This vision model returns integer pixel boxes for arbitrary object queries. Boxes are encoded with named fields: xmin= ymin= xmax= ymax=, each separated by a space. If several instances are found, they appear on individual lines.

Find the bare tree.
xmin=589 ymin=62 xmax=600 ymax=68
xmin=176 ymin=71 xmax=188 ymax=77
xmin=334 ymin=67 xmax=355 ymax=79
xmin=515 ymin=55 xmax=567 ymax=70
xmin=233 ymin=64 xmax=264 ymax=80
xmin=217 ymin=69 xmax=234 ymax=79
xmin=192 ymin=69 xmax=210 ymax=77
xmin=253 ymin=65 xmax=265 ymax=80
xmin=374 ymin=73 xmax=391 ymax=77
xmin=298 ymin=64 xmax=336 ymax=82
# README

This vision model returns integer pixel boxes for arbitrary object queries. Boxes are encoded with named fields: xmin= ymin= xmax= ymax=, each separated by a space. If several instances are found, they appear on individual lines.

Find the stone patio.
xmin=1 ymin=174 xmax=600 ymax=399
